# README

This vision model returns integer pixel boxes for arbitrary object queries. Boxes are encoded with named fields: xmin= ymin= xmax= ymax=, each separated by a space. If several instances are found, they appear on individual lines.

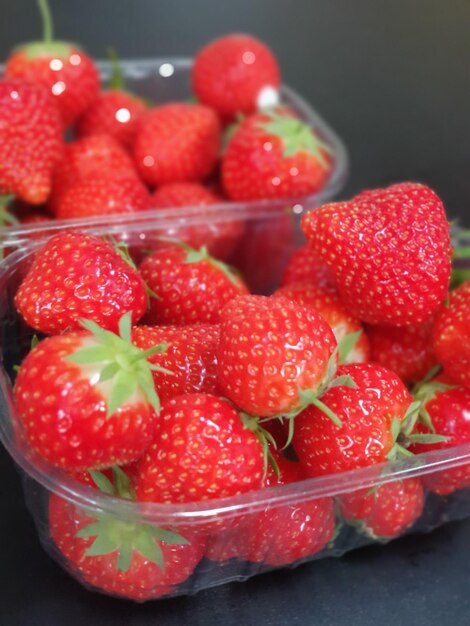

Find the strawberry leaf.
xmin=134 ymin=532 xmax=165 ymax=571
xmin=337 ymin=330 xmax=363 ymax=364
xmin=108 ymin=369 xmax=137 ymax=417
xmin=89 ymin=470 xmax=115 ymax=495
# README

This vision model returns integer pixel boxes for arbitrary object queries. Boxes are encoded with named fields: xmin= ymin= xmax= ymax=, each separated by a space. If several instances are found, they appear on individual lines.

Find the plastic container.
xmin=0 ymin=209 xmax=470 ymax=602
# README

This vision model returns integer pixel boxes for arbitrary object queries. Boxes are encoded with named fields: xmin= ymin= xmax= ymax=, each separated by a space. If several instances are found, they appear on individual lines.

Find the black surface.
xmin=2 ymin=1 xmax=470 ymax=624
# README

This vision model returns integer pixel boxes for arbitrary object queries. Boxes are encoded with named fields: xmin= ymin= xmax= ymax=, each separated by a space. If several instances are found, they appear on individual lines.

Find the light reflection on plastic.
xmin=159 ymin=63 xmax=174 ymax=78
xmin=70 ymin=54 xmax=81 ymax=66
xmin=242 ymin=51 xmax=256 ymax=65
xmin=49 ymin=58 xmax=63 ymax=71
xmin=115 ymin=108 xmax=131 ymax=123
xmin=52 ymin=81 xmax=66 ymax=95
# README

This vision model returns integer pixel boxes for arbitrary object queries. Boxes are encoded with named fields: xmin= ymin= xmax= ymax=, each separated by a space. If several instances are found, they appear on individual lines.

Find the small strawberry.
xmin=222 ymin=108 xmax=332 ymax=201
xmin=302 ymin=182 xmax=452 ymax=326
xmin=338 ymin=477 xmax=425 ymax=539
xmin=55 ymin=174 xmax=151 ymax=220
xmin=15 ymin=232 xmax=147 ymax=334
xmin=152 ymin=182 xmax=222 ymax=209
xmin=273 ymin=283 xmax=370 ymax=364
xmin=132 ymin=324 xmax=221 ymax=403
xmin=139 ymin=243 xmax=248 ymax=326
xmin=280 ymin=244 xmax=336 ymax=290
xmin=192 ymin=34 xmax=281 ymax=121
xmin=0 ymin=79 xmax=63 ymax=204
xmin=366 ymin=317 xmax=437 ymax=384
xmin=434 ymin=280 xmax=470 ymax=388
xmin=217 ymin=295 xmax=338 ymax=417
xmin=49 ymin=468 xmax=205 ymax=600
xmin=133 ymin=103 xmax=221 ymax=186
xmin=134 ymin=393 xmax=265 ymax=504
xmin=14 ymin=313 xmax=165 ymax=470
xmin=5 ymin=0 xmax=100 ymax=127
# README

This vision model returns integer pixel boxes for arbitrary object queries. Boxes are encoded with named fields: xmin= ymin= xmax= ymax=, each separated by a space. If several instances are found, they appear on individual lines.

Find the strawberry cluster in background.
xmin=5 ymin=179 xmax=470 ymax=601
xmin=0 ymin=0 xmax=334 ymax=229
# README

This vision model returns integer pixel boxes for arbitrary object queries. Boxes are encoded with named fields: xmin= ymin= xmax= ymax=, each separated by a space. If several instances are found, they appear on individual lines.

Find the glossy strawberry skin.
xmin=222 ymin=109 xmax=331 ymax=201
xmin=434 ymin=281 xmax=470 ymax=388
xmin=134 ymin=103 xmax=221 ymax=186
xmin=280 ymin=244 xmax=336 ymax=290
xmin=49 ymin=494 xmax=205 ymax=601
xmin=302 ymin=183 xmax=452 ymax=326
xmin=132 ymin=325 xmax=221 ymax=403
xmin=14 ymin=332 xmax=156 ymax=471
xmin=366 ymin=317 xmax=437 ymax=384
xmin=152 ymin=182 xmax=222 ymax=209
xmin=139 ymin=245 xmax=248 ymax=326
xmin=274 ymin=283 xmax=370 ymax=363
xmin=135 ymin=393 xmax=265 ymax=504
xmin=217 ymin=295 xmax=337 ymax=417
xmin=0 ymin=80 xmax=63 ymax=204
xmin=6 ymin=48 xmax=100 ymax=127
xmin=293 ymin=363 xmax=412 ymax=477
xmin=339 ymin=478 xmax=425 ymax=539
xmin=15 ymin=232 xmax=147 ymax=335
xmin=76 ymin=90 xmax=147 ymax=148
xmin=192 ymin=34 xmax=280 ymax=121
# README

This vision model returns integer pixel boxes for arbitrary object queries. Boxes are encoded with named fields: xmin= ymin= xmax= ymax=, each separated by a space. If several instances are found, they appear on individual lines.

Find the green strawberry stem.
xmin=240 ymin=412 xmax=279 ymax=479
xmin=38 ymin=0 xmax=53 ymax=43
xmin=184 ymin=244 xmax=240 ymax=287
xmin=309 ymin=397 xmax=342 ymax=427
xmin=107 ymin=47 xmax=124 ymax=91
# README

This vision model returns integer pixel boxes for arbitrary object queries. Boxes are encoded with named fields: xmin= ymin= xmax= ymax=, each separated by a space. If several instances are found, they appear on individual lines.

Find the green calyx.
xmin=17 ymin=1 xmax=74 ymax=59
xmin=337 ymin=330 xmax=363 ymax=364
xmin=256 ymin=109 xmax=332 ymax=166
xmin=412 ymin=365 xmax=457 ymax=432
xmin=111 ymin=239 xmax=161 ymax=304
xmin=107 ymin=47 xmax=125 ymax=91
xmin=0 ymin=196 xmax=18 ymax=227
xmin=240 ymin=412 xmax=279 ymax=479
xmin=65 ymin=312 xmax=171 ymax=417
xmin=184 ymin=244 xmax=240 ymax=287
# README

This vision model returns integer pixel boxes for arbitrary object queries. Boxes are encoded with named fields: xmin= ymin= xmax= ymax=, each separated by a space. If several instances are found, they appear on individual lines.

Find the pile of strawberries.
xmin=0 ymin=0 xmax=333 ymax=229
xmin=7 ymin=177 xmax=470 ymax=601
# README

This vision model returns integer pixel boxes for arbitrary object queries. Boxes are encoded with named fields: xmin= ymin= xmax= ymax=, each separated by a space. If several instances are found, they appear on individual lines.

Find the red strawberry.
xmin=139 ymin=244 xmax=248 ymax=326
xmin=222 ymin=108 xmax=332 ymax=201
xmin=152 ymin=182 xmax=222 ymax=209
xmin=0 ymin=80 xmax=63 ymax=204
xmin=302 ymin=183 xmax=452 ymax=326
xmin=49 ymin=468 xmax=205 ymax=600
xmin=366 ymin=317 xmax=437 ymax=384
xmin=132 ymin=324 xmax=221 ymax=403
xmin=192 ymin=34 xmax=281 ymax=121
xmin=434 ymin=281 xmax=470 ymax=388
xmin=5 ymin=0 xmax=99 ymax=127
xmin=135 ymin=393 xmax=265 ymax=504
xmin=14 ymin=313 xmax=163 ymax=470
xmin=293 ymin=363 xmax=413 ymax=477
xmin=133 ymin=103 xmax=221 ymax=186
xmin=15 ymin=232 xmax=147 ymax=334
xmin=273 ymin=283 xmax=370 ymax=364
xmin=338 ymin=478 xmax=425 ymax=539
xmin=217 ymin=295 xmax=337 ymax=417
xmin=280 ymin=244 xmax=336 ymax=290
xmin=55 ymin=174 xmax=151 ymax=220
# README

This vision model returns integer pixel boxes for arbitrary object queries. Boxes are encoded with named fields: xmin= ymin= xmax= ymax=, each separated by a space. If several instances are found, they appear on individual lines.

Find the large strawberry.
xmin=5 ymin=0 xmax=100 ymax=127
xmin=273 ymin=283 xmax=370 ymax=364
xmin=132 ymin=324 xmax=220 ymax=403
xmin=434 ymin=280 xmax=470 ymax=388
xmin=0 ymin=80 xmax=63 ymax=204
xmin=15 ymin=232 xmax=147 ymax=334
xmin=14 ymin=313 xmax=165 ymax=470
xmin=139 ymin=243 xmax=248 ymax=325
xmin=217 ymin=295 xmax=338 ymax=417
xmin=222 ymin=108 xmax=332 ymax=201
xmin=302 ymin=183 xmax=452 ymax=326
xmin=192 ymin=34 xmax=281 ymax=121
xmin=49 ymin=468 xmax=205 ymax=600
xmin=133 ymin=103 xmax=221 ymax=186
xmin=280 ymin=243 xmax=336 ymax=290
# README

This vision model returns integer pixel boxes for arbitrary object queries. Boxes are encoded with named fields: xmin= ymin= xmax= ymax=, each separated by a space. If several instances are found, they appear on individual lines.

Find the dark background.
xmin=2 ymin=1 xmax=470 ymax=624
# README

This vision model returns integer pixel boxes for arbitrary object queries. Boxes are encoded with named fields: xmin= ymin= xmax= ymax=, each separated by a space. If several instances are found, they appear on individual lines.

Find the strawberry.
xmin=133 ymin=103 xmax=221 ymax=186
xmin=280 ymin=244 xmax=336 ymax=290
xmin=132 ymin=324 xmax=221 ymax=403
xmin=338 ymin=477 xmax=425 ymax=539
xmin=192 ymin=34 xmax=281 ymax=121
xmin=134 ymin=393 xmax=265 ymax=504
xmin=15 ymin=232 xmax=147 ymax=334
xmin=5 ymin=0 xmax=99 ymax=127
xmin=0 ymin=79 xmax=63 ymax=204
xmin=302 ymin=183 xmax=452 ymax=326
xmin=222 ymin=108 xmax=332 ymax=201
xmin=366 ymin=317 xmax=437 ymax=384
xmin=139 ymin=243 xmax=248 ymax=326
xmin=273 ymin=283 xmax=370 ymax=364
xmin=14 ymin=313 xmax=164 ymax=470
xmin=55 ymin=174 xmax=151 ymax=220
xmin=292 ymin=363 xmax=413 ymax=477
xmin=217 ymin=295 xmax=337 ymax=417
xmin=49 ymin=468 xmax=205 ymax=600
xmin=434 ymin=280 xmax=470 ymax=388
xmin=152 ymin=182 xmax=222 ymax=209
